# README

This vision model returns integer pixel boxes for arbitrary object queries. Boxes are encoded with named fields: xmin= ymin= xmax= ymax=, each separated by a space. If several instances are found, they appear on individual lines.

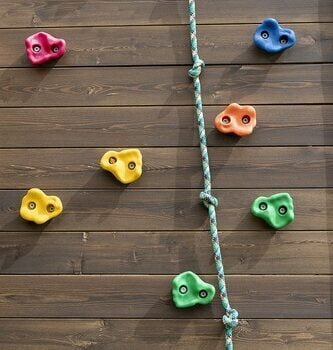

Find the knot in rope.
xmin=188 ymin=58 xmax=205 ymax=78
xmin=200 ymin=191 xmax=218 ymax=208
xmin=223 ymin=308 xmax=239 ymax=329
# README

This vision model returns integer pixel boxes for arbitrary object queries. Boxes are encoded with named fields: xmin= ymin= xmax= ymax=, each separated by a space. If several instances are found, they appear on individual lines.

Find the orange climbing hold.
xmin=214 ymin=103 xmax=257 ymax=137
xmin=20 ymin=188 xmax=63 ymax=224
xmin=100 ymin=149 xmax=143 ymax=184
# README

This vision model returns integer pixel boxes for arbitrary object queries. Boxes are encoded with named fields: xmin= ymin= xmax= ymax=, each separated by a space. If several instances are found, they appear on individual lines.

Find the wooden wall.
xmin=0 ymin=0 xmax=332 ymax=349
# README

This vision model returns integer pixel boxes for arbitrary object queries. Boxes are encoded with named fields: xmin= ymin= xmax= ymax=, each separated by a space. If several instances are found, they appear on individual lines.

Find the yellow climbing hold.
xmin=100 ymin=149 xmax=143 ymax=184
xmin=20 ymin=188 xmax=63 ymax=224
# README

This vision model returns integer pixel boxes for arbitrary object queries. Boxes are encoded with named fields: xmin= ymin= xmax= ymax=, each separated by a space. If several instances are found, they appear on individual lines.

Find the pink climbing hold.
xmin=25 ymin=32 xmax=66 ymax=65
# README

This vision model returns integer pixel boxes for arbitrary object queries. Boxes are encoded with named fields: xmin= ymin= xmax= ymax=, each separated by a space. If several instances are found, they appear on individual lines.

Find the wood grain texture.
xmin=0 ymin=189 xmax=331 ymax=231
xmin=0 ymin=0 xmax=332 ymax=27
xmin=0 ymin=65 xmax=332 ymax=107
xmin=0 ymin=319 xmax=331 ymax=350
xmin=0 ymin=147 xmax=331 ymax=189
xmin=2 ymin=23 xmax=333 ymax=67
xmin=0 ymin=275 xmax=331 ymax=318
xmin=0 ymin=231 xmax=331 ymax=275
xmin=0 ymin=106 xmax=332 ymax=148
xmin=0 ymin=0 xmax=331 ymax=345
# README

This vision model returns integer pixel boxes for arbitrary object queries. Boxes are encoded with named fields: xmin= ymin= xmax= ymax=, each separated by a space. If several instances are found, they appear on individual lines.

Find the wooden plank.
xmin=0 ymin=275 xmax=330 ymax=318
xmin=0 ymin=319 xmax=331 ymax=350
xmin=0 ymin=106 xmax=331 ymax=147
xmin=0 ymin=231 xmax=82 ymax=274
xmin=0 ymin=0 xmax=332 ymax=27
xmin=2 ymin=24 xmax=332 ymax=67
xmin=0 ymin=147 xmax=331 ymax=189
xmin=0 ymin=189 xmax=331 ymax=231
xmin=0 ymin=65 xmax=331 ymax=107
xmin=0 ymin=231 xmax=331 ymax=275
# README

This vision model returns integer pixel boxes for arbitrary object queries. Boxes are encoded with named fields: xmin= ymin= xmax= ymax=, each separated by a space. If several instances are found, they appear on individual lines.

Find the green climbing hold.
xmin=251 ymin=192 xmax=295 ymax=229
xmin=171 ymin=271 xmax=215 ymax=308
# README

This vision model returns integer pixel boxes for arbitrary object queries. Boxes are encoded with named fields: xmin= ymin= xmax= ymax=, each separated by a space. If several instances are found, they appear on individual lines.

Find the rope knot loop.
xmin=200 ymin=191 xmax=218 ymax=208
xmin=223 ymin=308 xmax=239 ymax=329
xmin=188 ymin=58 xmax=205 ymax=78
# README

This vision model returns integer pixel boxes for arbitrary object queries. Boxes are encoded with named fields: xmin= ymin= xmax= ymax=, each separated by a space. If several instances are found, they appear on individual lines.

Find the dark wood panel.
xmin=0 ymin=189 xmax=331 ymax=231
xmin=0 ymin=231 xmax=331 ymax=274
xmin=0 ymin=106 xmax=332 ymax=147
xmin=0 ymin=0 xmax=331 ymax=343
xmin=0 ymin=147 xmax=331 ymax=189
xmin=0 ymin=319 xmax=331 ymax=350
xmin=0 ymin=0 xmax=331 ymax=27
xmin=0 ymin=275 xmax=330 ymax=318
xmin=0 ymin=65 xmax=331 ymax=107
xmin=0 ymin=231 xmax=82 ymax=274
xmin=2 ymin=24 xmax=332 ymax=67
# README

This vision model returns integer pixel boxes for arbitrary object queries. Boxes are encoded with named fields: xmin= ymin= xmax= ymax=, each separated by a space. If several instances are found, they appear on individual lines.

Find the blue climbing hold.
xmin=253 ymin=18 xmax=296 ymax=54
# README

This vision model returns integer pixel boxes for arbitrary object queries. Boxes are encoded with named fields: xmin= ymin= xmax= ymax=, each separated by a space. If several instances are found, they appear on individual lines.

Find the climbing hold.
xmin=100 ymin=149 xmax=143 ymax=184
xmin=25 ymin=32 xmax=66 ymax=65
xmin=253 ymin=18 xmax=296 ymax=54
xmin=214 ymin=103 xmax=256 ymax=137
xmin=171 ymin=271 xmax=215 ymax=308
xmin=20 ymin=188 xmax=63 ymax=224
xmin=251 ymin=192 xmax=295 ymax=229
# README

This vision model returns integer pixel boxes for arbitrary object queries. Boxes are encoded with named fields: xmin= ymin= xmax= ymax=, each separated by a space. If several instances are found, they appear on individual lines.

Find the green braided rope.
xmin=188 ymin=1 xmax=238 ymax=349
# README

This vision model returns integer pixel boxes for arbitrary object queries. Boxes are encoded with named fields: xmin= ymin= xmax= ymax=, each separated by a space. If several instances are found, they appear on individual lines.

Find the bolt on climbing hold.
xmin=171 ymin=271 xmax=216 ymax=308
xmin=253 ymin=18 xmax=296 ymax=54
xmin=251 ymin=192 xmax=295 ymax=229
xmin=20 ymin=188 xmax=63 ymax=224
xmin=100 ymin=149 xmax=143 ymax=184
xmin=214 ymin=103 xmax=257 ymax=137
xmin=25 ymin=32 xmax=66 ymax=65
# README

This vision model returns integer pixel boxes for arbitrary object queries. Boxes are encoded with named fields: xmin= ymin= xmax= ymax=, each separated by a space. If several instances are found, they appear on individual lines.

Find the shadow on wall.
xmin=32 ymin=0 xmax=88 ymax=25
xmin=214 ymin=39 xmax=282 ymax=105
xmin=0 ymin=55 xmax=57 ymax=106
xmin=151 ymin=0 xmax=207 ymax=234
xmin=0 ymin=206 xmax=45 ymax=271
xmin=134 ymin=304 xmax=223 ymax=349
xmin=133 ymin=2 xmax=216 ymax=347
xmin=62 ymin=170 xmax=126 ymax=227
